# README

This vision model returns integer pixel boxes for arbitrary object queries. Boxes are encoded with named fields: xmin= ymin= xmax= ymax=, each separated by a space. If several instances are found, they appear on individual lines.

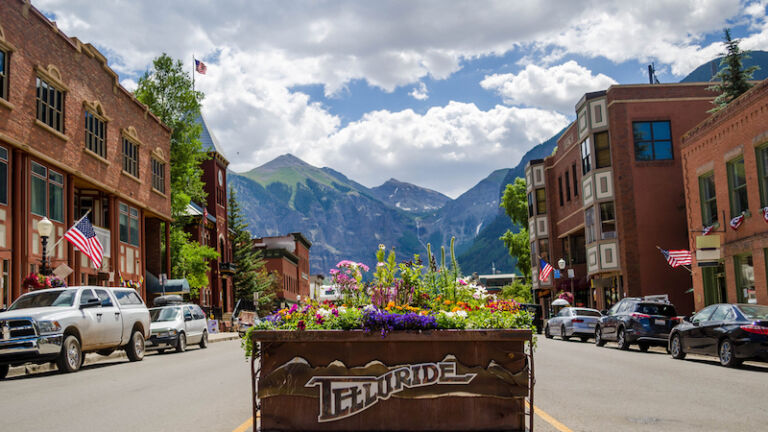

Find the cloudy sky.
xmin=36 ymin=0 xmax=768 ymax=197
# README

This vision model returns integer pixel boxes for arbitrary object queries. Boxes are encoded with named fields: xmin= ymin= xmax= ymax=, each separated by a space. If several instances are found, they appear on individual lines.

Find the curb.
xmin=6 ymin=333 xmax=241 ymax=379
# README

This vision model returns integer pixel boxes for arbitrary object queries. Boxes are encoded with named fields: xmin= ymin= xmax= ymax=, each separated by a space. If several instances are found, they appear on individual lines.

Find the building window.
xmin=0 ymin=49 xmax=7 ymax=101
xmin=757 ymin=145 xmax=768 ymax=207
xmin=0 ymin=146 xmax=7 ymax=205
xmin=36 ymin=77 xmax=65 ymax=132
xmin=151 ymin=158 xmax=165 ymax=193
xmin=565 ymin=170 xmax=571 ymax=202
xmin=535 ymin=188 xmax=546 ymax=215
xmin=572 ymin=164 xmax=579 ymax=197
xmin=698 ymin=172 xmax=718 ymax=226
xmin=599 ymin=202 xmax=616 ymax=239
xmin=538 ymin=238 xmax=549 ymax=262
xmin=594 ymin=104 xmax=603 ymax=124
xmin=558 ymin=177 xmax=564 ymax=206
xmin=530 ymin=241 xmax=536 ymax=265
xmin=734 ymin=254 xmax=755 ymax=304
xmin=633 ymin=121 xmax=672 ymax=161
xmin=571 ymin=234 xmax=586 ymax=264
xmin=527 ymin=192 xmax=534 ymax=218
xmin=594 ymin=131 xmax=611 ymax=168
xmin=122 ymin=138 xmax=139 ymax=178
xmin=581 ymin=137 xmax=592 ymax=174
xmin=727 ymin=157 xmax=748 ymax=217
xmin=30 ymin=161 xmax=64 ymax=222
xmin=85 ymin=111 xmax=106 ymax=158
xmin=119 ymin=203 xmax=140 ymax=246
xmin=585 ymin=206 xmax=595 ymax=244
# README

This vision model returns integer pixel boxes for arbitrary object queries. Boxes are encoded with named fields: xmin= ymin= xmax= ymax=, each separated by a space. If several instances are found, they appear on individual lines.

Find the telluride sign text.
xmin=306 ymin=361 xmax=476 ymax=422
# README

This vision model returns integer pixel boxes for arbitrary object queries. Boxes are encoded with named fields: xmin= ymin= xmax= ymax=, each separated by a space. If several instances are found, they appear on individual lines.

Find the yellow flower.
xmin=420 ymin=310 xmax=428 ymax=316
xmin=286 ymin=314 xmax=292 ymax=320
xmin=452 ymin=306 xmax=460 ymax=312
xmin=386 ymin=301 xmax=395 ymax=309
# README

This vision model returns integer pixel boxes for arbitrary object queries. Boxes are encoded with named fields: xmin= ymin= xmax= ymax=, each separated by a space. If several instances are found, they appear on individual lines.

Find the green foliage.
xmin=500 ymin=177 xmax=531 ymax=281
xmin=171 ymin=228 xmax=219 ymax=296
xmin=228 ymin=188 xmax=277 ymax=314
xmin=135 ymin=53 xmax=213 ymax=287
xmin=709 ymin=28 xmax=760 ymax=113
xmin=500 ymin=177 xmax=528 ymax=226
xmin=499 ymin=281 xmax=533 ymax=304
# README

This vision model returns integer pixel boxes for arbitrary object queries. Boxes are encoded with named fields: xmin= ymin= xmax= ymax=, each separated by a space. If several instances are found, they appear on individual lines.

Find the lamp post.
xmin=557 ymin=258 xmax=574 ymax=305
xmin=38 ymin=217 xmax=54 ymax=276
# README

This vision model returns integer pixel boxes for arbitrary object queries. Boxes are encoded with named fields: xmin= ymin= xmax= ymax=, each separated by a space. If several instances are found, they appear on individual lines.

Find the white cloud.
xmin=120 ymin=78 xmax=138 ymax=92
xmin=409 ymin=82 xmax=429 ymax=100
xmin=481 ymin=61 xmax=617 ymax=113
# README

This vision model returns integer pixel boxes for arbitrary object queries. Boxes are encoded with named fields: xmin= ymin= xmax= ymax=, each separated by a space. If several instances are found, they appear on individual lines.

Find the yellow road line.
xmin=232 ymin=415 xmax=254 ymax=432
xmin=526 ymin=400 xmax=574 ymax=432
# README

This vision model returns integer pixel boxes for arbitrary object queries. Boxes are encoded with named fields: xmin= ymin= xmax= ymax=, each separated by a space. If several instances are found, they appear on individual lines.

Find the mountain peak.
xmin=258 ymin=153 xmax=312 ymax=170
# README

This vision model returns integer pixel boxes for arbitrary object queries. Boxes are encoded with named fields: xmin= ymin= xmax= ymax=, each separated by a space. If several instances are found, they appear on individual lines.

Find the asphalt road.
xmin=533 ymin=335 xmax=768 ymax=431
xmin=0 ymin=340 xmax=253 ymax=432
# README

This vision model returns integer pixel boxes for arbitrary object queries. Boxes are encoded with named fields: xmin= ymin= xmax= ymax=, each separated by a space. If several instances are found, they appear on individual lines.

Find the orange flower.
xmin=451 ymin=306 xmax=461 ymax=312
xmin=386 ymin=301 xmax=395 ymax=309
xmin=285 ymin=314 xmax=292 ymax=320
xmin=420 ymin=310 xmax=429 ymax=316
xmin=444 ymin=300 xmax=452 ymax=305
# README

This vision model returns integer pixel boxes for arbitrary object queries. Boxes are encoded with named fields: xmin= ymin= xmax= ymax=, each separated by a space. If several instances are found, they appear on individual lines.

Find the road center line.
xmin=232 ymin=415 xmax=254 ymax=432
xmin=526 ymin=401 xmax=573 ymax=432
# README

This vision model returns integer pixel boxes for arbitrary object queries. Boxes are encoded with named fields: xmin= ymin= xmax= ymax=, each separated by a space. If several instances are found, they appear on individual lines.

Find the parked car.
xmin=0 ymin=286 xmax=150 ymax=378
xmin=669 ymin=303 xmax=768 ymax=367
xmin=595 ymin=297 xmax=679 ymax=351
xmin=147 ymin=303 xmax=208 ymax=353
xmin=521 ymin=304 xmax=543 ymax=334
xmin=544 ymin=307 xmax=602 ymax=341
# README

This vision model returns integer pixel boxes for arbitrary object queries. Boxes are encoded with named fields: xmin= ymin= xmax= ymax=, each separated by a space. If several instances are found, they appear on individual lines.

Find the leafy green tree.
xmin=228 ymin=187 xmax=276 ymax=311
xmin=709 ymin=28 xmax=759 ymax=112
xmin=500 ymin=177 xmax=531 ymax=281
xmin=135 ymin=54 xmax=215 ymax=292
xmin=500 ymin=280 xmax=533 ymax=304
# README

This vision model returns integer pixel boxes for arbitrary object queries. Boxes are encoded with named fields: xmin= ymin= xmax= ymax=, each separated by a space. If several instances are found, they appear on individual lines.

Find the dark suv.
xmin=595 ymin=297 xmax=679 ymax=351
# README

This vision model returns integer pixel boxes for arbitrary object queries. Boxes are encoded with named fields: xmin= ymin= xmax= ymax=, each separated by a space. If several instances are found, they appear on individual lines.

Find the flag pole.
xmin=49 ymin=209 xmax=92 ymax=251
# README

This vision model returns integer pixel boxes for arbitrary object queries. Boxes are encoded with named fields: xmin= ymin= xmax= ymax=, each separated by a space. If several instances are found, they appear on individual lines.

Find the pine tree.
xmin=228 ymin=187 xmax=276 ymax=314
xmin=709 ymin=28 xmax=759 ymax=112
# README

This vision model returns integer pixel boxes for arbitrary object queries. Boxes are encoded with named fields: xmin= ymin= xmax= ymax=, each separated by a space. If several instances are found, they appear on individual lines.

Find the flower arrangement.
xmin=250 ymin=239 xmax=534 ymax=338
xmin=22 ymin=273 xmax=67 ymax=291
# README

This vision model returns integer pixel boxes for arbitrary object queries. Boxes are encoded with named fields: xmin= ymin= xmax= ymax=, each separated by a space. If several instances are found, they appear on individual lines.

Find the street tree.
xmin=709 ymin=28 xmax=759 ymax=112
xmin=135 ymin=53 xmax=216 ymax=294
xmin=500 ymin=177 xmax=532 ymax=282
xmin=228 ymin=187 xmax=276 ymax=312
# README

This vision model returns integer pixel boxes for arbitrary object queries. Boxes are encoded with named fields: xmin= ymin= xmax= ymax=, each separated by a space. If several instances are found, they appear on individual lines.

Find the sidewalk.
xmin=6 ymin=332 xmax=241 ymax=379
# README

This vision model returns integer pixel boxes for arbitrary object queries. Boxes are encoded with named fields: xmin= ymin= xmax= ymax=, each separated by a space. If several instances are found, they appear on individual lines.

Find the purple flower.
xmin=297 ymin=320 xmax=306 ymax=331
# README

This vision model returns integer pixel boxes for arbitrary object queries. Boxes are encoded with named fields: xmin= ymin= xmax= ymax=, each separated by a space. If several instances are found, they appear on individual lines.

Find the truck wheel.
xmin=57 ymin=335 xmax=82 ymax=373
xmin=199 ymin=330 xmax=208 ymax=349
xmin=125 ymin=330 xmax=146 ymax=362
xmin=0 ymin=364 xmax=8 ymax=379
xmin=176 ymin=332 xmax=187 ymax=353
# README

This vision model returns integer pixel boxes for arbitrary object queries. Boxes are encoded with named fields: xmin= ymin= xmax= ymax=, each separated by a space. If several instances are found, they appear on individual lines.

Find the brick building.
xmin=0 ymin=1 xmax=171 ymax=307
xmin=526 ymin=83 xmax=714 ymax=316
xmin=180 ymin=114 xmax=234 ymax=318
xmin=681 ymin=79 xmax=768 ymax=310
xmin=253 ymin=233 xmax=311 ymax=306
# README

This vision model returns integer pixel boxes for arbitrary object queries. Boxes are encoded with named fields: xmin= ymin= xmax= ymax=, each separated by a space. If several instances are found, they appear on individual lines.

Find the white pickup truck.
xmin=0 ymin=286 xmax=150 ymax=378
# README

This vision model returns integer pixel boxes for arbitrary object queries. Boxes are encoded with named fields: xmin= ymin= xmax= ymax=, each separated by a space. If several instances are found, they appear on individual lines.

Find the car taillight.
xmin=572 ymin=319 xmax=584 ymax=323
xmin=631 ymin=313 xmax=651 ymax=319
xmin=741 ymin=325 xmax=768 ymax=335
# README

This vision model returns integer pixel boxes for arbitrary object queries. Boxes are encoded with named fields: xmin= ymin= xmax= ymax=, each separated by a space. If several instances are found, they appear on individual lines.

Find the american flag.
xmin=729 ymin=214 xmax=744 ymax=230
xmin=539 ymin=258 xmax=554 ymax=282
xmin=195 ymin=59 xmax=207 ymax=75
xmin=762 ymin=207 xmax=768 ymax=224
xmin=660 ymin=248 xmax=692 ymax=268
xmin=702 ymin=224 xmax=715 ymax=236
xmin=64 ymin=217 xmax=103 ymax=269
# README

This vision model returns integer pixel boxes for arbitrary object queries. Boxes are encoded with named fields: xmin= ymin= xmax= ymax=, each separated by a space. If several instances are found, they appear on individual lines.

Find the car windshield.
xmin=636 ymin=303 xmax=676 ymax=316
xmin=573 ymin=309 xmax=601 ymax=317
xmin=738 ymin=305 xmax=768 ymax=320
xmin=150 ymin=307 xmax=180 ymax=322
xmin=8 ymin=290 xmax=76 ymax=310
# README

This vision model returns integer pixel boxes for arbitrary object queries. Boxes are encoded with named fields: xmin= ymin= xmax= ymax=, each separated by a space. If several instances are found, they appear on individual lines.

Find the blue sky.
xmin=35 ymin=0 xmax=768 ymax=197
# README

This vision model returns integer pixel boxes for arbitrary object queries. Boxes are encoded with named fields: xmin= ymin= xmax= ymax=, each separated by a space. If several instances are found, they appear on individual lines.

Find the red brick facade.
xmin=681 ymin=79 xmax=768 ymax=310
xmin=527 ymin=84 xmax=714 ymax=316
xmin=0 ymin=1 xmax=171 ymax=307
xmin=254 ymin=233 xmax=311 ymax=305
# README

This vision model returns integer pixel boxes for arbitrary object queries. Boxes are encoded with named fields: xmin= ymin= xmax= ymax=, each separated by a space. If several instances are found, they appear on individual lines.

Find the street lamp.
xmin=557 ymin=258 xmax=574 ymax=305
xmin=38 ymin=217 xmax=54 ymax=276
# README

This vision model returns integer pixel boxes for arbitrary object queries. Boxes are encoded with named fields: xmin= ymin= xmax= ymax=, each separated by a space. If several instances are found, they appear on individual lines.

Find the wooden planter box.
xmin=250 ymin=329 xmax=534 ymax=432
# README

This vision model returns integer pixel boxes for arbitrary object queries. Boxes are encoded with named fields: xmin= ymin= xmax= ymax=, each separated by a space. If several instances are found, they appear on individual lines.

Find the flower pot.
xmin=250 ymin=329 xmax=533 ymax=431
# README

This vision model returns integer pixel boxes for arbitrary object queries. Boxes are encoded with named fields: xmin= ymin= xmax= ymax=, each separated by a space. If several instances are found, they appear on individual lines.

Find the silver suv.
xmin=147 ymin=304 xmax=208 ymax=353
